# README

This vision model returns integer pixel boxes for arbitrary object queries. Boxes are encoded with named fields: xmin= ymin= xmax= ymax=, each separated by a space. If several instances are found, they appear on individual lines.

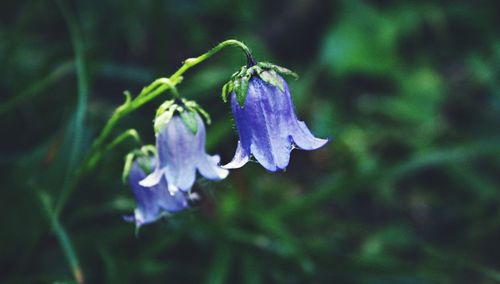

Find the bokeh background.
xmin=2 ymin=0 xmax=500 ymax=283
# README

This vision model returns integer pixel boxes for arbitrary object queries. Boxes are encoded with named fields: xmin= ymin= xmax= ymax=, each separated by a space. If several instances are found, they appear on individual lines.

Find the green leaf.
xmin=258 ymin=70 xmax=284 ymax=92
xmin=180 ymin=110 xmax=198 ymax=134
xmin=236 ymin=77 xmax=249 ymax=107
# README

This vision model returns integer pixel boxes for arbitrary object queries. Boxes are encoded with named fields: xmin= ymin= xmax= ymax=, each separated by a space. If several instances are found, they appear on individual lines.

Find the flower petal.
xmin=156 ymin=181 xmax=190 ymax=213
xmin=222 ymin=140 xmax=250 ymax=169
xmin=158 ymin=116 xmax=197 ymax=191
xmin=278 ymin=76 xmax=330 ymax=151
xmin=234 ymin=77 xmax=292 ymax=171
xmin=291 ymin=120 xmax=330 ymax=150
xmin=197 ymin=154 xmax=229 ymax=179
xmin=138 ymin=167 xmax=164 ymax=187
xmin=129 ymin=162 xmax=163 ymax=226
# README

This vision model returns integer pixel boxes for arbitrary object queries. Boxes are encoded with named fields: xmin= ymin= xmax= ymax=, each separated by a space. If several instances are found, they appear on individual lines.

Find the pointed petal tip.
xmin=314 ymin=136 xmax=331 ymax=150
xmin=290 ymin=120 xmax=332 ymax=151
xmin=222 ymin=141 xmax=250 ymax=169
xmin=294 ymin=133 xmax=331 ymax=151
xmin=221 ymin=158 xmax=248 ymax=170
xmin=138 ymin=169 xmax=164 ymax=187
xmin=198 ymin=154 xmax=229 ymax=180
xmin=218 ymin=167 xmax=230 ymax=179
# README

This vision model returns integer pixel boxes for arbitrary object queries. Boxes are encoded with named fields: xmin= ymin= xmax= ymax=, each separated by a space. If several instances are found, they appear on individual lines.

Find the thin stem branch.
xmin=171 ymin=39 xmax=254 ymax=79
xmin=55 ymin=39 xmax=253 ymax=214
xmin=105 ymin=129 xmax=142 ymax=152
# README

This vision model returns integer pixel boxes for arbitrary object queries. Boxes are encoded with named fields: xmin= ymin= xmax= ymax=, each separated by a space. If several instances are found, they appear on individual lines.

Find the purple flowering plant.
xmin=113 ymin=41 xmax=330 ymax=226
xmin=51 ymin=39 xmax=329 ymax=233
xmin=221 ymin=62 xmax=330 ymax=171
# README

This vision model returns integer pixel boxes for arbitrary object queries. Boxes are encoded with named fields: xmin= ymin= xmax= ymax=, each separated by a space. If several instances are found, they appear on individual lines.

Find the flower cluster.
xmin=122 ymin=49 xmax=329 ymax=229
xmin=124 ymin=99 xmax=228 ymax=228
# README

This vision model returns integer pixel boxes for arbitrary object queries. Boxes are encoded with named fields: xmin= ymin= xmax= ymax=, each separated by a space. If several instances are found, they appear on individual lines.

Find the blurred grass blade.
xmin=387 ymin=140 xmax=500 ymax=179
xmin=204 ymin=244 xmax=232 ymax=284
xmin=54 ymin=0 xmax=90 ymax=214
xmin=0 ymin=61 xmax=73 ymax=116
xmin=424 ymin=244 xmax=500 ymax=282
xmin=272 ymin=174 xmax=343 ymax=218
xmin=242 ymin=254 xmax=261 ymax=284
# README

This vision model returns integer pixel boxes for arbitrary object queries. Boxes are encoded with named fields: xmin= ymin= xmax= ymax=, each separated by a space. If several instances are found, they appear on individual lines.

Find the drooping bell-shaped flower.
xmin=124 ymin=156 xmax=190 ymax=228
xmin=140 ymin=108 xmax=228 ymax=193
xmin=221 ymin=62 xmax=329 ymax=172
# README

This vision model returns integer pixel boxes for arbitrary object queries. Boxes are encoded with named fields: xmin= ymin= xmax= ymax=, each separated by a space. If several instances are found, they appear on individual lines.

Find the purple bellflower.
xmin=139 ymin=111 xmax=228 ymax=193
xmin=221 ymin=63 xmax=329 ymax=172
xmin=124 ymin=157 xmax=190 ymax=228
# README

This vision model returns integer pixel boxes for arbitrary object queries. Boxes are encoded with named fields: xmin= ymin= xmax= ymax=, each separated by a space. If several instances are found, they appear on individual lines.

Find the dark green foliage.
xmin=1 ymin=0 xmax=500 ymax=283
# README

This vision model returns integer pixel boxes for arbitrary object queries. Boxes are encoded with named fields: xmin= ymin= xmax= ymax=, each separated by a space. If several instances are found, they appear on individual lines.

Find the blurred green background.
xmin=2 ymin=0 xmax=500 ymax=283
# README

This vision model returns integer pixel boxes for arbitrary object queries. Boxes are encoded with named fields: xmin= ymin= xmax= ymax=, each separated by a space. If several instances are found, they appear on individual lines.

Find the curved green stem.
xmin=85 ymin=39 xmax=252 ymax=171
xmin=55 ymin=39 xmax=253 ymax=214
xmin=171 ymin=39 xmax=254 ymax=79
xmin=105 ymin=129 xmax=142 ymax=152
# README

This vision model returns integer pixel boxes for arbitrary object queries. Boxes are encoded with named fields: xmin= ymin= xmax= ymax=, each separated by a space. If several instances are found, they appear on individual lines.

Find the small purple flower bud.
xmin=124 ymin=157 xmax=190 ymax=228
xmin=224 ymin=75 xmax=329 ymax=172
xmin=139 ymin=112 xmax=228 ymax=192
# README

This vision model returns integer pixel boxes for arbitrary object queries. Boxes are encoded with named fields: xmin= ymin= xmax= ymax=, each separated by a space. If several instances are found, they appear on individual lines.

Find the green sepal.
xmin=183 ymin=99 xmax=211 ymax=125
xmin=121 ymin=145 xmax=156 ymax=184
xmin=232 ymin=78 xmax=240 ymax=101
xmin=155 ymin=98 xmax=211 ymax=134
xmin=223 ymin=60 xmax=298 ymax=106
xmin=258 ymin=62 xmax=299 ymax=80
xmin=180 ymin=109 xmax=198 ymax=134
xmin=248 ymin=65 xmax=263 ymax=75
xmin=258 ymin=70 xmax=284 ymax=92
xmin=273 ymin=65 xmax=299 ymax=80
xmin=235 ymin=77 xmax=249 ymax=107
xmin=234 ymin=65 xmax=247 ymax=79
xmin=155 ymin=99 xmax=175 ymax=117
xmin=193 ymin=104 xmax=211 ymax=125
xmin=154 ymin=105 xmax=177 ymax=134
xmin=221 ymin=81 xmax=234 ymax=103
